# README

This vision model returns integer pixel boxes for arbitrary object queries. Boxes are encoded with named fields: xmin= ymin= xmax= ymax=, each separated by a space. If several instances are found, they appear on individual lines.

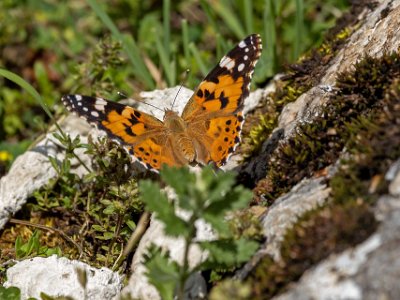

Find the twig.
xmin=111 ymin=211 xmax=151 ymax=271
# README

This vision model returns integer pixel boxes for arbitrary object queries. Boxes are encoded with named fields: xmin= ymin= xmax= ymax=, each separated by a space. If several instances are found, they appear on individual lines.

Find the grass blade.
xmin=155 ymin=31 xmax=176 ymax=86
xmin=294 ymin=0 xmax=305 ymax=59
xmin=263 ymin=0 xmax=277 ymax=77
xmin=243 ymin=0 xmax=254 ymax=33
xmin=212 ymin=0 xmax=245 ymax=39
xmin=189 ymin=43 xmax=208 ymax=77
xmin=163 ymin=0 xmax=171 ymax=60
xmin=0 ymin=69 xmax=53 ymax=121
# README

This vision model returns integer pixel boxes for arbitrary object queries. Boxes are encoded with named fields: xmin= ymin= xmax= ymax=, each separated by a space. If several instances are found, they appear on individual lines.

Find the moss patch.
xmin=247 ymin=202 xmax=377 ymax=299
xmin=254 ymin=52 xmax=400 ymax=204
xmin=239 ymin=0 xmax=377 ymax=160
xmin=246 ymin=51 xmax=400 ymax=298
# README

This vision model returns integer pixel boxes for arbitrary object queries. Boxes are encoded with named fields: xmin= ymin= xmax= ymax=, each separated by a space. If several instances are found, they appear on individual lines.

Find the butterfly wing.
xmin=62 ymin=95 xmax=181 ymax=171
xmin=182 ymin=34 xmax=262 ymax=166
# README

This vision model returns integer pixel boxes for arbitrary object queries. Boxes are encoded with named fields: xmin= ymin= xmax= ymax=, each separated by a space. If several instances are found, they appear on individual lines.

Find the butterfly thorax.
xmin=164 ymin=109 xmax=196 ymax=163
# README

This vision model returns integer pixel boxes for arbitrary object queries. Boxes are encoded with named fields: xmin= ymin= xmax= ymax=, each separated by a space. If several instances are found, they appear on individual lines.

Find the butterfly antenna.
xmin=171 ymin=69 xmax=190 ymax=110
xmin=117 ymin=91 xmax=164 ymax=112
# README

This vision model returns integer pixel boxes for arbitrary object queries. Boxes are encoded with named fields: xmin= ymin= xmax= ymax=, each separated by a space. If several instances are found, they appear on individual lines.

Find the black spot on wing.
xmin=124 ymin=123 xmax=136 ymax=137
xmin=197 ymin=89 xmax=204 ymax=98
xmin=219 ymin=91 xmax=229 ymax=109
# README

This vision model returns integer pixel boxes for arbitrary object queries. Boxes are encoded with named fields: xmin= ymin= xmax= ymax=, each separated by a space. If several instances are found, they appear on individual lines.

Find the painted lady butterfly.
xmin=62 ymin=34 xmax=262 ymax=172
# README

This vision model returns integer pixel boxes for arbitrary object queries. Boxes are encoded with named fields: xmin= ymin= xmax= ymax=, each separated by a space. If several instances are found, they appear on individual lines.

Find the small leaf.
xmin=139 ymin=180 xmax=188 ymax=237
xmin=126 ymin=220 xmax=136 ymax=231
xmin=143 ymin=245 xmax=180 ymax=300
xmin=0 ymin=286 xmax=21 ymax=300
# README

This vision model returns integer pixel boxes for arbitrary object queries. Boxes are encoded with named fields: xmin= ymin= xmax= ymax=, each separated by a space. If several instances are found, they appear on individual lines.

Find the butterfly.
xmin=62 ymin=34 xmax=262 ymax=172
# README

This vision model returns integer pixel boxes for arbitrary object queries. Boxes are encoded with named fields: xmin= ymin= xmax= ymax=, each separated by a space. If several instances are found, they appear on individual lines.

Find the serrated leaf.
xmin=159 ymin=165 xmax=194 ymax=200
xmin=0 ymin=286 xmax=21 ymax=300
xmin=139 ymin=180 xmax=188 ymax=237
xmin=143 ymin=245 xmax=180 ymax=300
xmin=200 ymin=238 xmax=259 ymax=269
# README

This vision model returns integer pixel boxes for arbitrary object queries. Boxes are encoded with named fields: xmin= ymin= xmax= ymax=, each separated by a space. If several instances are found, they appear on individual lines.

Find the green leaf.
xmin=139 ymin=180 xmax=188 ymax=237
xmin=126 ymin=220 xmax=136 ymax=231
xmin=143 ymin=245 xmax=180 ymax=300
xmin=0 ymin=286 xmax=21 ymax=300
xmin=159 ymin=166 xmax=194 ymax=200
xmin=200 ymin=238 xmax=258 ymax=269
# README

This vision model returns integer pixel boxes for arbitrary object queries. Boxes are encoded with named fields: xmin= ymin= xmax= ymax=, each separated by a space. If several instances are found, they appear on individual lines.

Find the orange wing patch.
xmin=206 ymin=113 xmax=244 ymax=166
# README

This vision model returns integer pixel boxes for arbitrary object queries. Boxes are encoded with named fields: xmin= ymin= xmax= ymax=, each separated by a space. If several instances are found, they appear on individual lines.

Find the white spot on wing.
xmin=75 ymin=95 xmax=82 ymax=101
xmin=238 ymin=40 xmax=247 ymax=48
xmin=244 ymin=55 xmax=248 ymax=60
xmin=225 ymin=60 xmax=235 ymax=70
xmin=219 ymin=56 xmax=229 ymax=67
xmin=220 ymin=56 xmax=235 ymax=70
xmin=237 ymin=63 xmax=245 ymax=72
xmin=83 ymin=107 xmax=89 ymax=112
xmin=91 ymin=111 xmax=100 ymax=117
xmin=95 ymin=98 xmax=107 ymax=106
xmin=94 ymin=98 xmax=107 ymax=112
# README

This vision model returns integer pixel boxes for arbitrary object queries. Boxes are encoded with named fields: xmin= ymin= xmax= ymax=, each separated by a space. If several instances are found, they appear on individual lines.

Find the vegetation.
xmin=0 ymin=0 xmax=366 ymax=299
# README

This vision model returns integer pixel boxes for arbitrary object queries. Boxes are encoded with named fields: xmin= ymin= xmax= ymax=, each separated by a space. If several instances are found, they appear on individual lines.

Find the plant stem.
xmin=177 ymin=214 xmax=197 ymax=300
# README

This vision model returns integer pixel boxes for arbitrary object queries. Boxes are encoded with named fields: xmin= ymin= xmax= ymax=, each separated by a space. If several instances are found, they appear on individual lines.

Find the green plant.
xmin=140 ymin=166 xmax=258 ymax=300
xmin=0 ymin=286 xmax=22 ymax=300
xmin=14 ymin=230 xmax=62 ymax=259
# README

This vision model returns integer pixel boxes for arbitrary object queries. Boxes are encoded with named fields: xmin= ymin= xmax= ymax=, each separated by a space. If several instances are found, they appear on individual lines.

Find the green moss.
xmin=247 ymin=202 xmax=377 ymax=299
xmin=246 ymin=52 xmax=400 ymax=298
xmin=241 ymin=1 xmax=375 ymax=163
xmin=254 ymin=52 xmax=400 ymax=204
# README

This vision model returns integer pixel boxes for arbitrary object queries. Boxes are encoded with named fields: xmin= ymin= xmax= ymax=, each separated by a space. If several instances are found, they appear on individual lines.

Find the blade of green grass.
xmin=163 ymin=0 xmax=171 ymax=61
xmin=0 ymin=68 xmax=91 ymax=172
xmin=243 ymin=0 xmax=254 ymax=34
xmin=189 ymin=43 xmax=208 ymax=77
xmin=0 ymin=69 xmax=54 ymax=122
xmin=155 ymin=32 xmax=176 ymax=86
xmin=294 ymin=0 xmax=305 ymax=59
xmin=85 ymin=0 xmax=155 ymax=89
xmin=181 ymin=19 xmax=190 ymax=65
xmin=200 ymin=0 xmax=220 ymax=36
xmin=263 ymin=0 xmax=277 ymax=77
xmin=212 ymin=0 xmax=246 ymax=39
xmin=181 ymin=19 xmax=194 ymax=85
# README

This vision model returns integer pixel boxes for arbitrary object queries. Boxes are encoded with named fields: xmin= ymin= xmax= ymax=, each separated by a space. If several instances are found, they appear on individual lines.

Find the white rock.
xmin=3 ymin=255 xmax=123 ymax=300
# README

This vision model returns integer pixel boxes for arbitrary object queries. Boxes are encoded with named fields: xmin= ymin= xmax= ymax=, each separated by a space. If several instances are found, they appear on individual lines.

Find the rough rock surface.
xmin=236 ymin=177 xmax=331 ymax=280
xmin=3 ymin=255 xmax=123 ymax=300
xmin=279 ymin=0 xmax=400 ymax=138
xmin=273 ymin=190 xmax=400 ymax=300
